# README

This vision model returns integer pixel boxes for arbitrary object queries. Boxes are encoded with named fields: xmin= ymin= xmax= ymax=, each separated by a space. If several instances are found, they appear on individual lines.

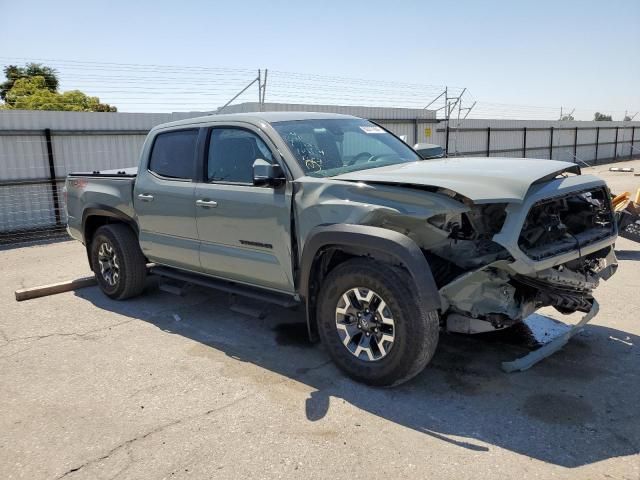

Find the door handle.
xmin=196 ymin=199 xmax=218 ymax=208
xmin=138 ymin=193 xmax=154 ymax=202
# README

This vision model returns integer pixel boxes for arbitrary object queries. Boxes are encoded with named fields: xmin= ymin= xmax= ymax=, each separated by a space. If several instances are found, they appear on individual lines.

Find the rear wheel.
xmin=316 ymin=258 xmax=439 ymax=387
xmin=90 ymin=224 xmax=147 ymax=300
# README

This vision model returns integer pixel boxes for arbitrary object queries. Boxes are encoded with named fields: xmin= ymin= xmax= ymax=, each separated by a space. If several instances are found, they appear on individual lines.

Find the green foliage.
xmin=1 ymin=63 xmax=59 ymax=100
xmin=559 ymin=114 xmax=575 ymax=121
xmin=594 ymin=112 xmax=612 ymax=121
xmin=623 ymin=115 xmax=632 ymax=121
xmin=1 ymin=76 xmax=117 ymax=112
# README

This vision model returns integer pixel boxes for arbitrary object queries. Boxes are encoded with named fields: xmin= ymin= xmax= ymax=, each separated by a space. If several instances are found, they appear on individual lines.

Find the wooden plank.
xmin=15 ymin=276 xmax=97 ymax=302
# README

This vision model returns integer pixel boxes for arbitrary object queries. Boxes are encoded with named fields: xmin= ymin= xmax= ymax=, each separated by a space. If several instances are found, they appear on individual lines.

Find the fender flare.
xmin=82 ymin=204 xmax=138 ymax=243
xmin=299 ymin=224 xmax=441 ymax=339
xmin=81 ymin=205 xmax=139 ymax=271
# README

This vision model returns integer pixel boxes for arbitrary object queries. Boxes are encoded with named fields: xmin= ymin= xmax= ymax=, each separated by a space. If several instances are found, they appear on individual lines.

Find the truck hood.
xmin=333 ymin=157 xmax=580 ymax=203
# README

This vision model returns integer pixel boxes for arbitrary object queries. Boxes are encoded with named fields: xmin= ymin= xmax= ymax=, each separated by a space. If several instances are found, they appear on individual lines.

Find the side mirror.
xmin=253 ymin=159 xmax=286 ymax=187
xmin=414 ymin=143 xmax=445 ymax=160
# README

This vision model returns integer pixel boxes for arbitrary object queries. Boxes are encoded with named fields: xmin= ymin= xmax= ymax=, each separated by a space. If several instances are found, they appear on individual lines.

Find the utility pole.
xmin=424 ymin=87 xmax=473 ymax=157
xmin=217 ymin=68 xmax=269 ymax=114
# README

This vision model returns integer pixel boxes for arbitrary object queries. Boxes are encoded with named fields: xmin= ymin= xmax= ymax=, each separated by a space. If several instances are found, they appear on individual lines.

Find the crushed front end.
xmin=424 ymin=175 xmax=618 ymax=334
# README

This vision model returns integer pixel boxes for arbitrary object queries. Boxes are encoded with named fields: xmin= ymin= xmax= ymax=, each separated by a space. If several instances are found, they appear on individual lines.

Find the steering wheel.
xmin=347 ymin=152 xmax=373 ymax=166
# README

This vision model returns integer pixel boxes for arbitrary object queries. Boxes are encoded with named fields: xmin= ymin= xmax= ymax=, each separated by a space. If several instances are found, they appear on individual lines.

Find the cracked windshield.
xmin=272 ymin=119 xmax=420 ymax=177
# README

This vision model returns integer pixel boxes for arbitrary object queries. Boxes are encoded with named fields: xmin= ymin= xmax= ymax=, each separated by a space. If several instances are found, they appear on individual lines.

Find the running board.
xmin=149 ymin=266 xmax=299 ymax=308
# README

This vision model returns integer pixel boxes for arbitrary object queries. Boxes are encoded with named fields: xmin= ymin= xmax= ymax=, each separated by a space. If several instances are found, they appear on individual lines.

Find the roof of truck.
xmin=153 ymin=111 xmax=359 ymax=130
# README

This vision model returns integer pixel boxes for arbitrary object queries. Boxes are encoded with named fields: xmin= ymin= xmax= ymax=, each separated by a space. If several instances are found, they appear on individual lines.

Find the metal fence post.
xmin=445 ymin=124 xmax=450 ymax=157
xmin=595 ymin=126 xmax=600 ymax=163
xmin=631 ymin=127 xmax=636 ymax=160
xmin=44 ymin=128 xmax=62 ymax=226
xmin=549 ymin=126 xmax=554 ymax=159
xmin=413 ymin=118 xmax=418 ymax=146
xmin=486 ymin=127 xmax=491 ymax=157
xmin=573 ymin=126 xmax=578 ymax=159
xmin=614 ymin=127 xmax=618 ymax=160
xmin=522 ymin=127 xmax=527 ymax=158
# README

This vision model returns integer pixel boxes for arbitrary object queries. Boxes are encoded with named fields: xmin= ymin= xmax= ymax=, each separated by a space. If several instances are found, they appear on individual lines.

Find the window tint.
xmin=208 ymin=128 xmax=274 ymax=183
xmin=149 ymin=129 xmax=198 ymax=179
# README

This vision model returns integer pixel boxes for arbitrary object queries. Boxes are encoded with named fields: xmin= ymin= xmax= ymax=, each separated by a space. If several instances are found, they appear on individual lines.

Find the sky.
xmin=1 ymin=0 xmax=639 ymax=119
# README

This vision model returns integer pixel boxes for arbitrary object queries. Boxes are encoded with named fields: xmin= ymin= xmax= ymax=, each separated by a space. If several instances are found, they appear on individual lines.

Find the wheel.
xmin=316 ymin=258 xmax=439 ymax=387
xmin=90 ymin=224 xmax=147 ymax=300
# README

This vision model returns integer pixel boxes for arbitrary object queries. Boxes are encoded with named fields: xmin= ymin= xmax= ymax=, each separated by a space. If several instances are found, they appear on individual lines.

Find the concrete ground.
xmin=1 ymin=162 xmax=639 ymax=480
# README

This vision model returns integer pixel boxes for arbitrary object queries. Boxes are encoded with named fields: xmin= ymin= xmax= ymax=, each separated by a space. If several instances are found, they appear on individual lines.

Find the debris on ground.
xmin=609 ymin=167 xmax=635 ymax=172
xmin=502 ymin=301 xmax=600 ymax=373
xmin=614 ymin=189 xmax=640 ymax=243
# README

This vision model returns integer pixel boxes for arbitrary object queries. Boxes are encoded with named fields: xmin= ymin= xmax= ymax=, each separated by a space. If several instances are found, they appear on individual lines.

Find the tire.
xmin=90 ymin=223 xmax=147 ymax=300
xmin=316 ymin=257 xmax=439 ymax=387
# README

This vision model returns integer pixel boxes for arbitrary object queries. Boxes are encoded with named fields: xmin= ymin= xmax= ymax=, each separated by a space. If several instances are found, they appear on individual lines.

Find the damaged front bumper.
xmin=441 ymin=245 xmax=617 ymax=334
xmin=439 ymin=175 xmax=618 ymax=335
xmin=501 ymin=300 xmax=600 ymax=372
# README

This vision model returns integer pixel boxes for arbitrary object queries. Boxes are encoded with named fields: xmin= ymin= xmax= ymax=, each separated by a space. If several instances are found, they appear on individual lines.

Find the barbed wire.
xmin=3 ymin=56 xmax=634 ymax=119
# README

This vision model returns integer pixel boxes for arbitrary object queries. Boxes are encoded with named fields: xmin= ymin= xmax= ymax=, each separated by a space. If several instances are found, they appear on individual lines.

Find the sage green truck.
xmin=65 ymin=112 xmax=618 ymax=386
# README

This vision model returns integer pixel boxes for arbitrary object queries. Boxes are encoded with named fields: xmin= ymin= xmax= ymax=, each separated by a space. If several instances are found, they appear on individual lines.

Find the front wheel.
xmin=90 ymin=224 xmax=147 ymax=300
xmin=316 ymin=258 xmax=439 ymax=387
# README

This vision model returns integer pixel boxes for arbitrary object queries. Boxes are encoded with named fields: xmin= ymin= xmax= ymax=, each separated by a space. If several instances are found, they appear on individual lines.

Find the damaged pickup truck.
xmin=65 ymin=112 xmax=618 ymax=386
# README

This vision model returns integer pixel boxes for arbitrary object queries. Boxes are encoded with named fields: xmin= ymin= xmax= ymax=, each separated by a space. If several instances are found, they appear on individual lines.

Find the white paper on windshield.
xmin=359 ymin=126 xmax=385 ymax=134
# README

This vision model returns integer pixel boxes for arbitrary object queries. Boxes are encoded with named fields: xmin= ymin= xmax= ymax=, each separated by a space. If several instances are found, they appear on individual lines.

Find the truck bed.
xmin=65 ymin=168 xmax=138 ymax=244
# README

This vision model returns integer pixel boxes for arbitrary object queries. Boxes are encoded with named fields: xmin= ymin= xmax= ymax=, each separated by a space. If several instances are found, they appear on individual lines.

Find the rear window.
xmin=148 ymin=129 xmax=198 ymax=179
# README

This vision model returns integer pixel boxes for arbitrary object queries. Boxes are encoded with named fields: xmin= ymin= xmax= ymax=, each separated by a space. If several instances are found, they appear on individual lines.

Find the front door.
xmin=195 ymin=126 xmax=294 ymax=292
xmin=134 ymin=128 xmax=201 ymax=271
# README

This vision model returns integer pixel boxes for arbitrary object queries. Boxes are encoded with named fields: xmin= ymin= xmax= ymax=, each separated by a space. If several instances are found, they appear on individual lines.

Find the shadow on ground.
xmin=76 ymin=282 xmax=639 ymax=468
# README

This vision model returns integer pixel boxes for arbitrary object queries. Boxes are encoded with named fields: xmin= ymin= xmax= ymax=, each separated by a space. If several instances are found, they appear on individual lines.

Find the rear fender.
xmin=82 ymin=205 xmax=138 ymax=267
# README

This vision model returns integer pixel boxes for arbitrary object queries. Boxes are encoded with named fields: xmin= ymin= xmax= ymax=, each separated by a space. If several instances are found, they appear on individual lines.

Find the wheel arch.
xmin=82 ymin=205 xmax=139 ymax=268
xmin=299 ymin=224 xmax=441 ymax=341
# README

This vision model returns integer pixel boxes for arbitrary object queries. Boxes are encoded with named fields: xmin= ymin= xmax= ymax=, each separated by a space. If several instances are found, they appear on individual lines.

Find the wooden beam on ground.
xmin=15 ymin=276 xmax=97 ymax=302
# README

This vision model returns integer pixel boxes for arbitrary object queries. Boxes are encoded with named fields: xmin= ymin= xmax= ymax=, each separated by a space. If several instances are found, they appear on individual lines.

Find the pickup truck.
xmin=65 ymin=112 xmax=618 ymax=386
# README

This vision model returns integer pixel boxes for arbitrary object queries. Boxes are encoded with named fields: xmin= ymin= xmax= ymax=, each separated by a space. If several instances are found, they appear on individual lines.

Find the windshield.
xmin=272 ymin=119 xmax=421 ymax=177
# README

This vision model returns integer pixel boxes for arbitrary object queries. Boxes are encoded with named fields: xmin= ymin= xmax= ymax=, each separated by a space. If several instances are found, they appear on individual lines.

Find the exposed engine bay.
xmin=518 ymin=187 xmax=615 ymax=260
xmin=422 ymin=186 xmax=618 ymax=334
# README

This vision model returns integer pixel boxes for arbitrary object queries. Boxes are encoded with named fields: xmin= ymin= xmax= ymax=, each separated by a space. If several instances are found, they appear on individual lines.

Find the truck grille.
xmin=518 ymin=187 xmax=615 ymax=261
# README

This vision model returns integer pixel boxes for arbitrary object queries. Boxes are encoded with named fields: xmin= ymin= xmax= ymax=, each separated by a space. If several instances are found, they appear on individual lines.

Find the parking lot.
xmin=1 ymin=161 xmax=639 ymax=480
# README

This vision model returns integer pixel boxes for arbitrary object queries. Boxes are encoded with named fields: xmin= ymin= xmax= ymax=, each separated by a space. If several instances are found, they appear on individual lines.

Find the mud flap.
xmin=501 ymin=300 xmax=599 ymax=373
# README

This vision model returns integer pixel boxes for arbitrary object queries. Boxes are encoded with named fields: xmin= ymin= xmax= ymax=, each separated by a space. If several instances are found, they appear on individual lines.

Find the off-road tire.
xmin=316 ymin=257 xmax=439 ymax=387
xmin=90 ymin=224 xmax=147 ymax=300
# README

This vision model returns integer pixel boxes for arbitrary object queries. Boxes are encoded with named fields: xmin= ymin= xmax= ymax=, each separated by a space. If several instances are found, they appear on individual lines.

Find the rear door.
xmin=134 ymin=128 xmax=202 ymax=271
xmin=194 ymin=125 xmax=295 ymax=292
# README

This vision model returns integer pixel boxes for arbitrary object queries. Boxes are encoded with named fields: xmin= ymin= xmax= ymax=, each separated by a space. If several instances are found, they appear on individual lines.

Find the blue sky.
xmin=1 ymin=0 xmax=638 ymax=119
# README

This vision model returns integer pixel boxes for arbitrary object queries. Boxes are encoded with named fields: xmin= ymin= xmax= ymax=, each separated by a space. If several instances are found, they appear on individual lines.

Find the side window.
xmin=148 ymin=129 xmax=198 ymax=179
xmin=207 ymin=128 xmax=274 ymax=183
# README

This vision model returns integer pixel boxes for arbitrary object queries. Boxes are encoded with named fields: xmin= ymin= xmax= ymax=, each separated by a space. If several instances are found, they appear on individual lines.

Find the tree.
xmin=1 ymin=63 xmax=59 ymax=100
xmin=560 ymin=114 xmax=575 ymax=121
xmin=1 ymin=76 xmax=117 ymax=112
xmin=623 ymin=115 xmax=632 ymax=122
xmin=594 ymin=112 xmax=612 ymax=121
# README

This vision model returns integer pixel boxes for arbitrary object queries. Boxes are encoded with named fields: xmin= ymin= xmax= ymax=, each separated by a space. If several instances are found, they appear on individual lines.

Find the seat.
xmin=315 ymin=132 xmax=343 ymax=169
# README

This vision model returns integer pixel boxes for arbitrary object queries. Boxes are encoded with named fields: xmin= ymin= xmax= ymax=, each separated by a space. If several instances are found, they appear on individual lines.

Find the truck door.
xmin=194 ymin=125 xmax=294 ymax=293
xmin=134 ymin=128 xmax=201 ymax=271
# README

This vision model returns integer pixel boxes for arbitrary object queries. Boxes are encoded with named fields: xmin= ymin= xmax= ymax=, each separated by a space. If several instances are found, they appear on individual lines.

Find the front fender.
xmin=299 ymin=224 xmax=441 ymax=340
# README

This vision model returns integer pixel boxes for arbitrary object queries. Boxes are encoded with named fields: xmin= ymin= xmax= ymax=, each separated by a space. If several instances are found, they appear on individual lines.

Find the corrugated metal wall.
xmin=427 ymin=118 xmax=639 ymax=164
xmin=0 ymin=110 xmax=208 ymax=242
xmin=0 ymin=108 xmax=638 ymax=243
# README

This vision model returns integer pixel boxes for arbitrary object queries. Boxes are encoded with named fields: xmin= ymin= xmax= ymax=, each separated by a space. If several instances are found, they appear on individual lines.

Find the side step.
xmin=149 ymin=266 xmax=299 ymax=308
